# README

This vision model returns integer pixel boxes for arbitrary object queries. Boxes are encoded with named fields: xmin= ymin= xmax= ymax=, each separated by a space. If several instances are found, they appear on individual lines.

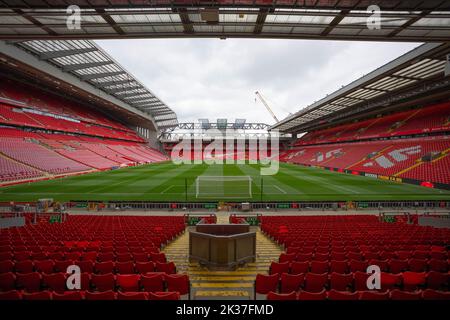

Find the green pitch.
xmin=0 ymin=162 xmax=449 ymax=202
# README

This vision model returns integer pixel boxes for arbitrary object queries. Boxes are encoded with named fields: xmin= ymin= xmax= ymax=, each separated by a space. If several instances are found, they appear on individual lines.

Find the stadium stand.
xmin=0 ymin=78 xmax=168 ymax=184
xmin=0 ymin=215 xmax=187 ymax=300
xmin=255 ymin=215 xmax=450 ymax=300
xmin=282 ymin=102 xmax=450 ymax=186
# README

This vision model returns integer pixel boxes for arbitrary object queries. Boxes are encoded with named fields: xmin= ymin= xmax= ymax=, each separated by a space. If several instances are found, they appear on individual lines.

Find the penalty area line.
xmin=160 ymin=185 xmax=175 ymax=194
xmin=273 ymin=185 xmax=287 ymax=194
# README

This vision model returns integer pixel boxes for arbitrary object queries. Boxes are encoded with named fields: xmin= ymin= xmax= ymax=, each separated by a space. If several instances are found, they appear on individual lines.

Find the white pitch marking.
xmin=160 ymin=185 xmax=175 ymax=194
xmin=273 ymin=185 xmax=287 ymax=194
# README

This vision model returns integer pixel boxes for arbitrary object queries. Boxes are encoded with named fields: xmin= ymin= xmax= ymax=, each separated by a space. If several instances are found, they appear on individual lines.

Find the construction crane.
xmin=255 ymin=91 xmax=280 ymax=123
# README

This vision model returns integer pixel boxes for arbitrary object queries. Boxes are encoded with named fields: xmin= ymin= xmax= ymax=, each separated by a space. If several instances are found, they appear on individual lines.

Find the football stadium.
xmin=0 ymin=0 xmax=450 ymax=310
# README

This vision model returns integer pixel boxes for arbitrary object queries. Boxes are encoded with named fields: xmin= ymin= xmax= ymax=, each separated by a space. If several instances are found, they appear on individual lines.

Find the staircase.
xmin=162 ymin=214 xmax=282 ymax=300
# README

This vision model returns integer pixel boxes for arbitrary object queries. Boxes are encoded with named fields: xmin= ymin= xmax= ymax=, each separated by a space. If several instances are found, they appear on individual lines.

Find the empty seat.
xmin=329 ymin=272 xmax=353 ymax=291
xmin=141 ymin=273 xmax=165 ymax=292
xmin=117 ymin=291 xmax=148 ymax=300
xmin=0 ymin=260 xmax=14 ymax=273
xmin=116 ymin=261 xmax=135 ymax=274
xmin=304 ymin=273 xmax=328 ymax=293
xmin=409 ymin=258 xmax=427 ymax=272
xmin=166 ymin=274 xmax=190 ymax=297
xmin=0 ymin=290 xmax=22 ymax=300
xmin=135 ymin=262 xmax=155 ymax=274
xmin=422 ymin=289 xmax=450 ymax=300
xmin=269 ymin=262 xmax=290 ymax=275
xmin=267 ymin=291 xmax=297 ymax=300
xmin=297 ymin=289 xmax=327 ymax=300
xmin=310 ymin=261 xmax=329 ymax=274
xmin=280 ymin=273 xmax=304 ymax=294
xmin=52 ymin=291 xmax=83 ymax=300
xmin=91 ymin=273 xmax=115 ymax=292
xmin=358 ymin=291 xmax=389 ymax=300
xmin=22 ymin=291 xmax=52 ymax=300
xmin=0 ymin=272 xmax=16 ymax=291
xmin=15 ymin=260 xmax=34 ymax=273
xmin=16 ymin=272 xmax=41 ymax=292
xmin=390 ymin=289 xmax=422 ymax=300
xmin=34 ymin=260 xmax=55 ymax=274
xmin=116 ymin=274 xmax=140 ymax=292
xmin=85 ymin=290 xmax=116 ymax=300
xmin=95 ymin=261 xmax=115 ymax=274
xmin=255 ymin=274 xmax=279 ymax=295
xmin=42 ymin=273 xmax=67 ymax=293
xmin=402 ymin=272 xmax=426 ymax=291
xmin=327 ymin=289 xmax=359 ymax=300
xmin=148 ymin=291 xmax=180 ymax=300
xmin=290 ymin=261 xmax=309 ymax=274
xmin=155 ymin=261 xmax=176 ymax=274
xmin=330 ymin=260 xmax=348 ymax=274
xmin=426 ymin=271 xmax=449 ymax=290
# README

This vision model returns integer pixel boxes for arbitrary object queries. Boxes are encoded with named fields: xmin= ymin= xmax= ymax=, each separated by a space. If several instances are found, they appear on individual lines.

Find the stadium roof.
xmin=9 ymin=39 xmax=178 ymax=130
xmin=271 ymin=42 xmax=450 ymax=133
xmin=1 ymin=1 xmax=450 ymax=41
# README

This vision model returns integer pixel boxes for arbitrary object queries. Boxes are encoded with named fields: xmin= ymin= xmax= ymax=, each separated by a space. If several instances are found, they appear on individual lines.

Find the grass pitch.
xmin=0 ymin=162 xmax=449 ymax=202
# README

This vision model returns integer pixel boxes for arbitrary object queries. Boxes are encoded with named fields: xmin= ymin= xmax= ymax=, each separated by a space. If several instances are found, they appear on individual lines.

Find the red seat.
xmin=16 ymin=272 xmax=41 ymax=292
xmin=295 ymin=253 xmax=313 ymax=262
xmin=166 ymin=274 xmax=190 ymax=296
xmin=148 ymin=291 xmax=180 ymax=300
xmin=402 ymin=272 xmax=426 ymax=291
xmin=117 ymin=292 xmax=148 ymax=300
xmin=98 ymin=252 xmax=115 ymax=262
xmin=428 ymin=259 xmax=448 ymax=272
xmin=135 ymin=262 xmax=155 ymax=274
xmin=269 ymin=262 xmax=290 ymax=275
xmin=116 ymin=274 xmax=140 ymax=292
xmin=422 ymin=289 xmax=450 ymax=300
xmin=155 ymin=261 xmax=176 ymax=274
xmin=0 ymin=290 xmax=22 ymax=300
xmin=297 ymin=289 xmax=327 ymax=300
xmin=369 ymin=259 xmax=389 ymax=272
xmin=389 ymin=259 xmax=408 ymax=274
xmin=133 ymin=253 xmax=149 ymax=263
xmin=116 ymin=261 xmax=135 ymax=274
xmin=54 ymin=260 xmax=73 ymax=273
xmin=91 ymin=273 xmax=115 ymax=292
xmin=329 ymin=272 xmax=353 ymax=291
xmin=380 ymin=272 xmax=402 ymax=291
xmin=327 ymin=289 xmax=359 ymax=300
xmin=95 ymin=261 xmax=115 ymax=274
xmin=116 ymin=253 xmax=133 ymax=263
xmin=14 ymin=252 xmax=30 ymax=261
xmin=330 ymin=252 xmax=347 ymax=261
xmin=15 ymin=260 xmax=34 ymax=273
xmin=279 ymin=253 xmax=295 ymax=263
xmin=330 ymin=260 xmax=348 ymax=274
xmin=304 ymin=273 xmax=328 ymax=293
xmin=150 ymin=252 xmax=167 ymax=263
xmin=52 ymin=291 xmax=83 ymax=300
xmin=0 ymin=260 xmax=14 ymax=273
xmin=353 ymin=271 xmax=369 ymax=291
xmin=426 ymin=271 xmax=449 ymax=290
xmin=390 ymin=289 xmax=422 ymax=300
xmin=81 ymin=252 xmax=97 ymax=262
xmin=85 ymin=290 xmax=116 ymax=300
xmin=310 ymin=261 xmax=329 ymax=274
xmin=280 ymin=273 xmax=304 ymax=293
xmin=65 ymin=252 xmax=81 ymax=261
xmin=290 ymin=261 xmax=309 ymax=274
xmin=358 ymin=291 xmax=389 ymax=300
xmin=42 ymin=273 xmax=67 ymax=293
xmin=22 ymin=291 xmax=52 ymax=300
xmin=255 ymin=273 xmax=279 ymax=295
xmin=34 ymin=260 xmax=55 ymax=274
xmin=349 ymin=260 xmax=368 ymax=272
xmin=267 ymin=291 xmax=297 ymax=300
xmin=141 ymin=273 xmax=165 ymax=292
xmin=409 ymin=258 xmax=427 ymax=272
xmin=0 ymin=272 xmax=16 ymax=291
xmin=77 ymin=260 xmax=94 ymax=273
xmin=314 ymin=253 xmax=328 ymax=261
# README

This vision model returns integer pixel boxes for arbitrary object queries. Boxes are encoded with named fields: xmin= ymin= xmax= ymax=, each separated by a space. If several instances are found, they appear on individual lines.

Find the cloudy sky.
xmin=96 ymin=39 xmax=420 ymax=125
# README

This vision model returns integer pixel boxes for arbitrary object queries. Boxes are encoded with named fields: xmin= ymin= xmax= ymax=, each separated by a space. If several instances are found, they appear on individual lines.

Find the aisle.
xmin=162 ymin=222 xmax=282 ymax=300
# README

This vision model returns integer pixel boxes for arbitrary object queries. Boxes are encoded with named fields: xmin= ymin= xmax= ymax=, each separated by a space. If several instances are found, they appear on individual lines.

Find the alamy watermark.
xmin=170 ymin=129 xmax=280 ymax=175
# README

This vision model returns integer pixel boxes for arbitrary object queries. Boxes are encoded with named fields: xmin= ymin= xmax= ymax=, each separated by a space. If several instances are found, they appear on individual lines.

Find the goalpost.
xmin=195 ymin=176 xmax=252 ymax=199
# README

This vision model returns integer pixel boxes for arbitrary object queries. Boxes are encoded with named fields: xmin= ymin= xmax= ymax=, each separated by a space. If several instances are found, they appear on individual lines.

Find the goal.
xmin=195 ymin=176 xmax=252 ymax=199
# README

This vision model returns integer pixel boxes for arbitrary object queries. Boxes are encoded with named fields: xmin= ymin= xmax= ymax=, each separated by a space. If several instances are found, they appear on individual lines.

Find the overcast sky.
xmin=96 ymin=39 xmax=420 ymax=125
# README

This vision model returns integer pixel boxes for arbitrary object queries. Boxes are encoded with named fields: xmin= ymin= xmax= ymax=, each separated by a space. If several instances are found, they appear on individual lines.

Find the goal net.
xmin=195 ymin=176 xmax=252 ymax=199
